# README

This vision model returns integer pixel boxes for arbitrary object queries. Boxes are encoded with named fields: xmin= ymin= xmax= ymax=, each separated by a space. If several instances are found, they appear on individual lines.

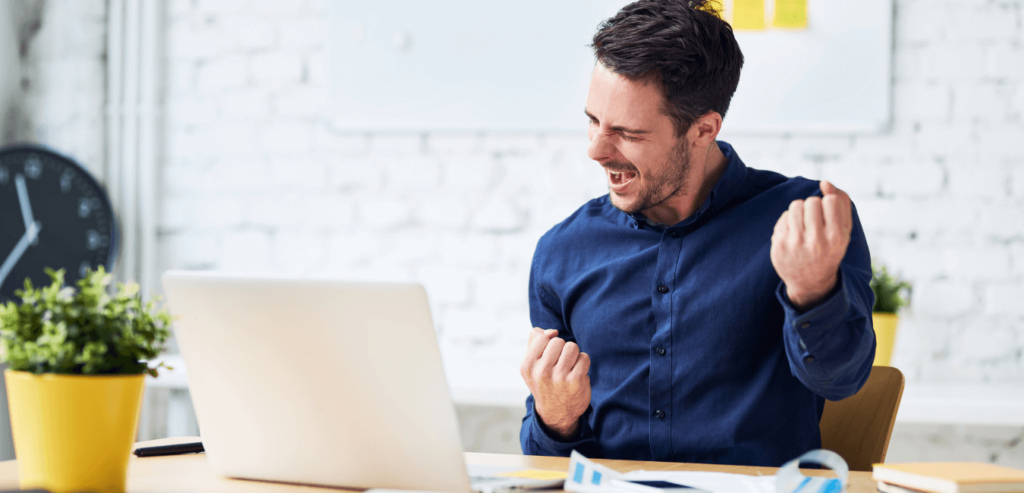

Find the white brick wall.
xmin=0 ymin=4 xmax=17 ymax=142
xmin=3 ymin=0 xmax=106 ymax=179
xmin=159 ymin=0 xmax=1024 ymax=391
xmin=887 ymin=424 xmax=1024 ymax=467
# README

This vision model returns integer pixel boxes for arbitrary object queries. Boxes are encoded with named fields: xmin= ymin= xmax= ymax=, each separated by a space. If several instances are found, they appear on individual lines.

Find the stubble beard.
xmin=608 ymin=140 xmax=691 ymax=216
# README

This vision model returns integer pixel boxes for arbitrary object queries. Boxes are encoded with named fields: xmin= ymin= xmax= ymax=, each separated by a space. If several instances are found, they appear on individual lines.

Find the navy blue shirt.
xmin=520 ymin=141 xmax=875 ymax=467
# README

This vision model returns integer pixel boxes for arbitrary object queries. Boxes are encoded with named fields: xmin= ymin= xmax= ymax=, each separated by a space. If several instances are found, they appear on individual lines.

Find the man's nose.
xmin=587 ymin=129 xmax=615 ymax=164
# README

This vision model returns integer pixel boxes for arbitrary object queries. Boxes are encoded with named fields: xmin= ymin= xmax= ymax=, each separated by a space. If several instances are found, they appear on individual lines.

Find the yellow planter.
xmin=5 ymin=370 xmax=145 ymax=493
xmin=872 ymin=313 xmax=899 ymax=366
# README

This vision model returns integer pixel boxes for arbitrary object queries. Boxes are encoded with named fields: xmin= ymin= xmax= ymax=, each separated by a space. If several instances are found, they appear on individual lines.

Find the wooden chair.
xmin=819 ymin=365 xmax=905 ymax=472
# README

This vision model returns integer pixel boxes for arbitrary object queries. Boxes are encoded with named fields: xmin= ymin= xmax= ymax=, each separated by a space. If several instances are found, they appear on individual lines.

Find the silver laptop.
xmin=162 ymin=271 xmax=560 ymax=493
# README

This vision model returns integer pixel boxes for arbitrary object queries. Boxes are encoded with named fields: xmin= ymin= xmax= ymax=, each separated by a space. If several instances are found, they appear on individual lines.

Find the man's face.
xmin=585 ymin=64 xmax=690 ymax=216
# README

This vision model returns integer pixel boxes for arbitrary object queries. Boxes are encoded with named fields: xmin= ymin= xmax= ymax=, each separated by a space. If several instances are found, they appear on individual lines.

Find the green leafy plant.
xmin=0 ymin=267 xmax=171 ymax=376
xmin=871 ymin=264 xmax=912 ymax=314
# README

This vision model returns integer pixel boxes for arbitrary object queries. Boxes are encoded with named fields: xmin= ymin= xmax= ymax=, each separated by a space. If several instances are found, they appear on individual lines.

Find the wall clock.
xmin=0 ymin=144 xmax=119 ymax=302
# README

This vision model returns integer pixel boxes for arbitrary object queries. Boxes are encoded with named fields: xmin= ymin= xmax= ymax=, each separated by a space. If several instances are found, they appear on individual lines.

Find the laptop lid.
xmin=162 ymin=271 xmax=472 ymax=492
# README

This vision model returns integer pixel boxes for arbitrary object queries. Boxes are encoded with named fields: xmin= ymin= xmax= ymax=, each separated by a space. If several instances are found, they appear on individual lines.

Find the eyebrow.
xmin=584 ymin=109 xmax=650 ymax=134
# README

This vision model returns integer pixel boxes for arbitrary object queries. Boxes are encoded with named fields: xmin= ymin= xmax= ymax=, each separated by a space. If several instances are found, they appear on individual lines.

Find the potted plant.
xmin=870 ymin=264 xmax=911 ymax=367
xmin=0 ymin=267 xmax=171 ymax=493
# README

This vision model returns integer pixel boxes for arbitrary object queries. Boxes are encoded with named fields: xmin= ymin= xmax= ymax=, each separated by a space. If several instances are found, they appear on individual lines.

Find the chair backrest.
xmin=819 ymin=365 xmax=905 ymax=472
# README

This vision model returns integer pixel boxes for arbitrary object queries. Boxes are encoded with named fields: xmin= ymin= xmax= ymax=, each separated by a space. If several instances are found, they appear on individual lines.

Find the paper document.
xmin=565 ymin=448 xmax=848 ymax=493
xmin=622 ymin=471 xmax=773 ymax=493
xmin=564 ymin=450 xmax=625 ymax=493
xmin=497 ymin=469 xmax=568 ymax=480
xmin=566 ymin=451 xmax=761 ymax=493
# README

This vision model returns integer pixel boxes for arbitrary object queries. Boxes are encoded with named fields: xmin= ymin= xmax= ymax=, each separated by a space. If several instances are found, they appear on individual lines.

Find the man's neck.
xmin=643 ymin=141 xmax=729 ymax=226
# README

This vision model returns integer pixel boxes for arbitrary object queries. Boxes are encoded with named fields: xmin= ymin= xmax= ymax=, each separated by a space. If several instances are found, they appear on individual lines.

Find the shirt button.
xmin=800 ymin=322 xmax=811 ymax=329
xmin=669 ymin=231 xmax=678 ymax=238
xmin=804 ymin=356 xmax=815 ymax=364
xmin=657 ymin=285 xmax=669 ymax=293
xmin=656 ymin=347 xmax=666 ymax=356
xmin=655 ymin=409 xmax=666 ymax=419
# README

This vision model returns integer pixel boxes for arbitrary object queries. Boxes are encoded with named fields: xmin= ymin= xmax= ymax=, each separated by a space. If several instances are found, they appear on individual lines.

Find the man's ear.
xmin=687 ymin=111 xmax=723 ymax=148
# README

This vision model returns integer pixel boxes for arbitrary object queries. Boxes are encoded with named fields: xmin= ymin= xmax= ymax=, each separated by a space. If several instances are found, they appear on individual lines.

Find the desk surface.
xmin=0 ymin=437 xmax=876 ymax=492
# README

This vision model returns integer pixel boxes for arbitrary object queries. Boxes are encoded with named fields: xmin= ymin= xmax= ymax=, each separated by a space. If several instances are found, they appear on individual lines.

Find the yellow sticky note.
xmin=731 ymin=0 xmax=766 ymax=30
xmin=496 ymin=469 xmax=568 ymax=480
xmin=773 ymin=0 xmax=808 ymax=29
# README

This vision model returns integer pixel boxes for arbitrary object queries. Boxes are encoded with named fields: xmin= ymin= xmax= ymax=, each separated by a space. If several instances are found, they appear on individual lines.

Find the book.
xmin=872 ymin=462 xmax=1024 ymax=493
xmin=877 ymin=480 xmax=929 ymax=493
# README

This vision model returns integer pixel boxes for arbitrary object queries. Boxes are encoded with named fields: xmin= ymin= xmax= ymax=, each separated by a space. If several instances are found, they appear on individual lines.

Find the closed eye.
xmin=585 ymin=109 xmax=645 ymax=142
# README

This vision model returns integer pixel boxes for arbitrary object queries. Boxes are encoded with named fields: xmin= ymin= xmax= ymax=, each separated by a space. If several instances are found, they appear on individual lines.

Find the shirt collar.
xmin=703 ymin=140 xmax=747 ymax=215
xmin=624 ymin=140 xmax=747 ymax=229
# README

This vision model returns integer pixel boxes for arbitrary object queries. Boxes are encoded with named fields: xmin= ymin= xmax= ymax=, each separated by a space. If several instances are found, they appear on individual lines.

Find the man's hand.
xmin=770 ymin=180 xmax=853 ymax=311
xmin=520 ymin=327 xmax=591 ymax=439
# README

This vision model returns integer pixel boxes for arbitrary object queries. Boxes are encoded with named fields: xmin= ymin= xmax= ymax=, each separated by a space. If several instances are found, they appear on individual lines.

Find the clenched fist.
xmin=520 ymin=328 xmax=591 ymax=439
xmin=770 ymin=180 xmax=853 ymax=311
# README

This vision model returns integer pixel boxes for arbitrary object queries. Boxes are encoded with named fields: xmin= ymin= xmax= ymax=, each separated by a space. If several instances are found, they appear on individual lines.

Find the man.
xmin=519 ymin=0 xmax=875 ymax=467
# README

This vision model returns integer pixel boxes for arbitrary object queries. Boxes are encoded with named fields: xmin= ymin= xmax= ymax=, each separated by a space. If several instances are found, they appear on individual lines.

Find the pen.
xmin=133 ymin=441 xmax=205 ymax=457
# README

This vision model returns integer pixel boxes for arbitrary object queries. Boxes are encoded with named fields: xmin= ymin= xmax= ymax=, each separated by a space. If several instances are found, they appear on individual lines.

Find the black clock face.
xmin=0 ymin=145 xmax=119 ymax=302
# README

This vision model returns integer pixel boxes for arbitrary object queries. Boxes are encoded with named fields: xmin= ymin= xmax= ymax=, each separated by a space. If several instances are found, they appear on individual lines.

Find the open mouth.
xmin=607 ymin=169 xmax=638 ymax=191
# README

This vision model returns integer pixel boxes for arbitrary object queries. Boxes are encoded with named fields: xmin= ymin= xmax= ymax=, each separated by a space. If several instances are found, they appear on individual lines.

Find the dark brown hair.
xmin=592 ymin=0 xmax=744 ymax=135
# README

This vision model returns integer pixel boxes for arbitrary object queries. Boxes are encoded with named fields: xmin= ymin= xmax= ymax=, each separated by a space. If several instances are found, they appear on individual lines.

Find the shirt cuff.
xmin=528 ymin=409 xmax=594 ymax=454
xmin=775 ymin=269 xmax=851 ymax=355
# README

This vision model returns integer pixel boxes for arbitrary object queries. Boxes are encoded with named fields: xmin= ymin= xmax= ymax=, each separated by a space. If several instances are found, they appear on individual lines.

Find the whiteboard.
xmin=724 ymin=0 xmax=894 ymax=134
xmin=327 ymin=0 xmax=892 ymax=134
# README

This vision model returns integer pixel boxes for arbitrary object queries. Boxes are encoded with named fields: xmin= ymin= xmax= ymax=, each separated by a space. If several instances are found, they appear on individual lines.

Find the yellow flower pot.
xmin=5 ymin=370 xmax=145 ymax=493
xmin=872 ymin=313 xmax=899 ymax=366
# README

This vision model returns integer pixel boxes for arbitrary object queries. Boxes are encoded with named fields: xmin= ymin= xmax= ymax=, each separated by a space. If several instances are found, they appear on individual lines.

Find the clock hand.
xmin=0 ymin=222 xmax=42 ymax=292
xmin=14 ymin=174 xmax=37 ymax=246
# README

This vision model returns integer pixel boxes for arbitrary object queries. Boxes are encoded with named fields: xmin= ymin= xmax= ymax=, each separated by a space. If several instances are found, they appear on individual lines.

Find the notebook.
xmin=872 ymin=462 xmax=1024 ymax=493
